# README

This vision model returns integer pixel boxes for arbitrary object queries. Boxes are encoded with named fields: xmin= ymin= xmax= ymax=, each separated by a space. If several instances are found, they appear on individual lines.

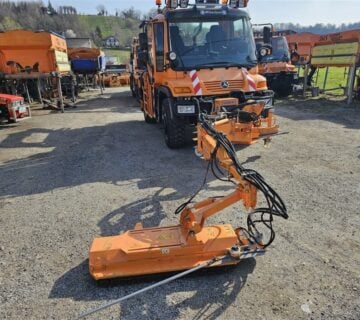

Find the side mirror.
xmin=138 ymin=33 xmax=147 ymax=51
xmin=263 ymin=26 xmax=272 ymax=44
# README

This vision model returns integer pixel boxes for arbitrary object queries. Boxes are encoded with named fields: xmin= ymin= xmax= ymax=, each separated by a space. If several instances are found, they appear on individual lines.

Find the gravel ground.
xmin=0 ymin=88 xmax=359 ymax=320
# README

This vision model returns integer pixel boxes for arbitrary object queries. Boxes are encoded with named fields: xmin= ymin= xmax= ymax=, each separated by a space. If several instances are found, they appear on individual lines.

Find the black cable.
xmin=197 ymin=112 xmax=288 ymax=248
xmin=174 ymin=161 xmax=211 ymax=215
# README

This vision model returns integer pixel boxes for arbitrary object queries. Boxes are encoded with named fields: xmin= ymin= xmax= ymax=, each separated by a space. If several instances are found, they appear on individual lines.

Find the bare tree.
xmin=143 ymin=8 xmax=158 ymax=20
xmin=96 ymin=4 xmax=106 ymax=16
xmin=121 ymin=7 xmax=141 ymax=20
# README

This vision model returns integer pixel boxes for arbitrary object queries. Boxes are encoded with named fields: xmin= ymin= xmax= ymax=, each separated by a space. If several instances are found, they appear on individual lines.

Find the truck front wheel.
xmin=162 ymin=99 xmax=186 ymax=149
xmin=144 ymin=111 xmax=156 ymax=124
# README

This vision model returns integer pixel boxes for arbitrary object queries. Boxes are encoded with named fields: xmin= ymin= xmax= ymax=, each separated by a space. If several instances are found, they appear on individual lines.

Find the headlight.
xmin=257 ymin=81 xmax=267 ymax=88
xmin=260 ymin=48 xmax=268 ymax=57
xmin=169 ymin=51 xmax=177 ymax=61
xmin=177 ymin=105 xmax=195 ymax=114
xmin=174 ymin=87 xmax=192 ymax=94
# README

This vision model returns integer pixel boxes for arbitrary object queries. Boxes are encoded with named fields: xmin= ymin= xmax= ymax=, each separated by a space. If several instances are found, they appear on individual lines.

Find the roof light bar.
xmin=179 ymin=0 xmax=189 ymax=8
xmin=166 ymin=0 xmax=178 ymax=9
xmin=229 ymin=0 xmax=239 ymax=8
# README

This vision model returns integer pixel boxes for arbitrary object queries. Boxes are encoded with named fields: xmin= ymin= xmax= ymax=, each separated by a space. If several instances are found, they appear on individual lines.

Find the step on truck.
xmin=133 ymin=0 xmax=278 ymax=148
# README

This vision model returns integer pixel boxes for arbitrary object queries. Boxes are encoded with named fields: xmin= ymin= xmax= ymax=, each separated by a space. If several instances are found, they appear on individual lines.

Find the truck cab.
xmin=135 ymin=0 xmax=273 ymax=148
xmin=254 ymin=24 xmax=298 ymax=96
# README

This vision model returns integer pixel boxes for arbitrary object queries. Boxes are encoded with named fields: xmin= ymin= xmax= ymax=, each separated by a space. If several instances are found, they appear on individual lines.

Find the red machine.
xmin=0 ymin=94 xmax=31 ymax=123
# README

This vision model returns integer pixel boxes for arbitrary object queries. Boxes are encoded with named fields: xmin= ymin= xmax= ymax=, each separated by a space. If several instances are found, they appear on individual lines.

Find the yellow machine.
xmin=89 ymin=111 xmax=287 ymax=280
xmin=130 ymin=0 xmax=278 ymax=148
xmin=80 ymin=111 xmax=287 ymax=318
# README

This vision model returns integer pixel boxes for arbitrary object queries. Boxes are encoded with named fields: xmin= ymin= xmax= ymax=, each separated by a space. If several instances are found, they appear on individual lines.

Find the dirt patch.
xmin=0 ymin=89 xmax=359 ymax=319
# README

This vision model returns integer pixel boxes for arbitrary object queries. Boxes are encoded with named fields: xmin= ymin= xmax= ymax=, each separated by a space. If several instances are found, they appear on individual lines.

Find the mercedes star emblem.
xmin=221 ymin=80 xmax=229 ymax=88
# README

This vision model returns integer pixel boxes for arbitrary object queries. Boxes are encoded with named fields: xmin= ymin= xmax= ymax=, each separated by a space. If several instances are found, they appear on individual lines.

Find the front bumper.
xmin=172 ymin=90 xmax=275 ymax=119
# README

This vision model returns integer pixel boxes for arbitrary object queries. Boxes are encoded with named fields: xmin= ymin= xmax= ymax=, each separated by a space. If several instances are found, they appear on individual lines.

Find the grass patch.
xmin=297 ymin=66 xmax=360 ymax=95
xmin=78 ymin=15 xmax=139 ymax=48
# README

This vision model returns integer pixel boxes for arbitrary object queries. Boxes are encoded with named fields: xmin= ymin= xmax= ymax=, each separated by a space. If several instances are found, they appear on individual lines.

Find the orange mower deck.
xmin=89 ymin=223 xmax=259 ymax=280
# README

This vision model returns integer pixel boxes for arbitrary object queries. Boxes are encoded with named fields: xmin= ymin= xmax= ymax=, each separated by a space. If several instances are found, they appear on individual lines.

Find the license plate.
xmin=19 ymin=106 xmax=27 ymax=113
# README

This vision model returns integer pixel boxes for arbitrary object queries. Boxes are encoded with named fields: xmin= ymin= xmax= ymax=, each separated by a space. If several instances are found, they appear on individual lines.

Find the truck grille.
xmin=203 ymin=80 xmax=245 ymax=93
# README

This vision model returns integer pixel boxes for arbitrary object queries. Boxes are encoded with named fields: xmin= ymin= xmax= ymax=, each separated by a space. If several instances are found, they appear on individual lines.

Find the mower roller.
xmin=89 ymin=112 xmax=288 ymax=280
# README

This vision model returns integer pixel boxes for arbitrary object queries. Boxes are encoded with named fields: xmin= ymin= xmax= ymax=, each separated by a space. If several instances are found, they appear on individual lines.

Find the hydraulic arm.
xmin=88 ymin=114 xmax=288 ymax=280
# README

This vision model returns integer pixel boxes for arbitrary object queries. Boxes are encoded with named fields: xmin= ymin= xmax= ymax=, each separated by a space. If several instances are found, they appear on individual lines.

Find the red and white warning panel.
xmin=190 ymin=70 xmax=203 ymax=96
xmin=242 ymin=68 xmax=256 ymax=92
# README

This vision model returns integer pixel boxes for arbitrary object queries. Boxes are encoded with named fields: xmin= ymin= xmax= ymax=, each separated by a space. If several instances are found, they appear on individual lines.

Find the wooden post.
xmin=23 ymin=81 xmax=32 ymax=104
xmin=323 ymin=66 xmax=329 ymax=91
xmin=303 ymin=64 xmax=309 ymax=97
xmin=346 ymin=64 xmax=356 ymax=105
xmin=57 ymin=75 xmax=64 ymax=113
xmin=70 ymin=75 xmax=76 ymax=103
xmin=100 ymin=72 xmax=104 ymax=95
xmin=37 ymin=78 xmax=44 ymax=107
xmin=85 ymin=74 xmax=89 ymax=91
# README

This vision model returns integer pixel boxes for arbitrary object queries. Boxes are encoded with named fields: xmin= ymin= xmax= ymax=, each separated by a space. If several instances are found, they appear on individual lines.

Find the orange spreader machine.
xmin=89 ymin=113 xmax=287 ymax=280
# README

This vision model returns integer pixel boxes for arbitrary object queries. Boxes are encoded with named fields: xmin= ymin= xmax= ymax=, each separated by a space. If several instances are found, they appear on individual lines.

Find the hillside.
xmin=78 ymin=15 xmax=140 ymax=47
xmin=0 ymin=1 xmax=141 ymax=49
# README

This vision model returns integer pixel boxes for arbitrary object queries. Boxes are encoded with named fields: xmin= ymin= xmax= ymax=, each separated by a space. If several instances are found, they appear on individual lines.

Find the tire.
xmin=162 ymin=99 xmax=186 ymax=149
xmin=268 ymin=75 xmax=293 ymax=97
xmin=276 ymin=83 xmax=293 ymax=97
xmin=144 ymin=111 xmax=156 ymax=124
xmin=130 ymin=75 xmax=136 ymax=98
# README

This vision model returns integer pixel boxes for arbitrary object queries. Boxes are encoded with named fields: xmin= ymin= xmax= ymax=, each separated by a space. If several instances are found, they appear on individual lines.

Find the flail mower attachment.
xmin=210 ymin=98 xmax=279 ymax=145
xmin=89 ymin=113 xmax=288 ymax=280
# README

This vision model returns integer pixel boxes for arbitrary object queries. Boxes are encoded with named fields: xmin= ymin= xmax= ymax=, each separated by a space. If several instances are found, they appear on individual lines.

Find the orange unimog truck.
xmin=0 ymin=29 xmax=70 ymax=74
xmin=129 ymin=37 xmax=144 ymax=99
xmin=135 ymin=0 xmax=277 ymax=148
xmin=253 ymin=24 xmax=298 ymax=96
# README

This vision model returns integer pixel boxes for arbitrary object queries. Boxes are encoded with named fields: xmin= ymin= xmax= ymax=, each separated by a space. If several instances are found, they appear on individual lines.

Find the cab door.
xmin=153 ymin=22 xmax=165 ymax=78
xmin=143 ymin=22 xmax=165 ymax=118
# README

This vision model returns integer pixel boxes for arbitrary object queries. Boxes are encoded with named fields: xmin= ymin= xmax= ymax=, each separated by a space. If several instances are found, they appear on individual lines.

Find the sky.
xmin=43 ymin=0 xmax=360 ymax=26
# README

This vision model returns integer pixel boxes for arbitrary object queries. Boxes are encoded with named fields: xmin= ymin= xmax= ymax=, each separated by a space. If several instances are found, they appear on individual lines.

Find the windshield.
xmin=169 ymin=16 xmax=256 ymax=70
xmin=257 ymin=37 xmax=290 ymax=62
